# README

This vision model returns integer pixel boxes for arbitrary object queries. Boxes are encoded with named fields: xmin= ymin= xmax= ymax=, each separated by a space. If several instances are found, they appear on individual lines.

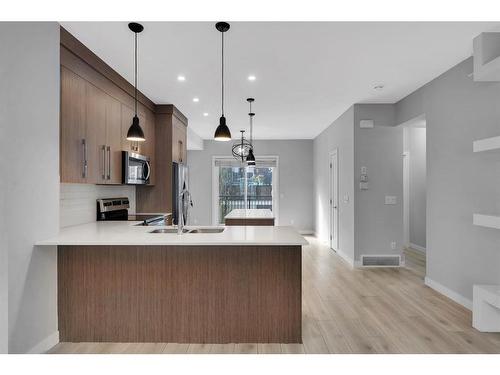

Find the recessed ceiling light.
xmin=193 ymin=97 xmax=199 ymax=102
xmin=248 ymin=75 xmax=256 ymax=81
xmin=374 ymin=84 xmax=384 ymax=91
xmin=177 ymin=75 xmax=186 ymax=81
xmin=203 ymin=112 xmax=209 ymax=117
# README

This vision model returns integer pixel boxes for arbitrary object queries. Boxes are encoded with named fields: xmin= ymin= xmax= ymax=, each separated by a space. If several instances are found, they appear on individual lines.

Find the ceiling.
xmin=61 ymin=22 xmax=499 ymax=140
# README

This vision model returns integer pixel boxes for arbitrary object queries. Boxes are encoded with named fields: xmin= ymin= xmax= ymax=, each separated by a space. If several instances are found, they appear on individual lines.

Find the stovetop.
xmin=128 ymin=214 xmax=169 ymax=226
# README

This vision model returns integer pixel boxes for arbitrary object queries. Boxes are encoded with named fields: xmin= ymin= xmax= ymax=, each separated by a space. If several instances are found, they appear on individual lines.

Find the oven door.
xmin=122 ymin=151 xmax=150 ymax=185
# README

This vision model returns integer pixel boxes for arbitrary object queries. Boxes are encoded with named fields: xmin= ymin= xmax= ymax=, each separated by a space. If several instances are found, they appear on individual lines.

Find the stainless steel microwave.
xmin=122 ymin=151 xmax=151 ymax=185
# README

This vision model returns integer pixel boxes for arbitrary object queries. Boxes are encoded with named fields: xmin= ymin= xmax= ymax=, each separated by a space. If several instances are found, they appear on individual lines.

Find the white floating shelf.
xmin=473 ymin=214 xmax=500 ymax=230
xmin=473 ymin=136 xmax=500 ymax=152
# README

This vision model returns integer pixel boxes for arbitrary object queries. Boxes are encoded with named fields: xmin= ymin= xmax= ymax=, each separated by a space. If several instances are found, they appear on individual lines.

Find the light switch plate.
xmin=360 ymin=182 xmax=369 ymax=190
xmin=385 ymin=196 xmax=397 ymax=205
xmin=360 ymin=120 xmax=374 ymax=128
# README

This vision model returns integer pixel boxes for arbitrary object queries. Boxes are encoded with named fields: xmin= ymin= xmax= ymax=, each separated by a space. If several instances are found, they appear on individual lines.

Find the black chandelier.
xmin=232 ymin=130 xmax=252 ymax=162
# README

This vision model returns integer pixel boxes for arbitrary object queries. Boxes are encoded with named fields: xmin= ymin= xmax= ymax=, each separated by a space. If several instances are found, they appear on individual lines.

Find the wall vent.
xmin=361 ymin=255 xmax=400 ymax=267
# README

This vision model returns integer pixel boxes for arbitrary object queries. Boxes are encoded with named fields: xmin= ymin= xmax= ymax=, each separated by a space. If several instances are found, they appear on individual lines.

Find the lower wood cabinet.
xmin=58 ymin=245 xmax=302 ymax=343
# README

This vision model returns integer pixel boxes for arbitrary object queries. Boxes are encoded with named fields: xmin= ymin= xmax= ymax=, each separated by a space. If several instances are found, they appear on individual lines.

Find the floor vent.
xmin=361 ymin=255 xmax=401 ymax=267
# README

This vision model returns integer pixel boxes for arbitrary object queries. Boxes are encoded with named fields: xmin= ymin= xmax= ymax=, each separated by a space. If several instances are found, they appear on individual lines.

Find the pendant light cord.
xmin=134 ymin=31 xmax=138 ymax=116
xmin=221 ymin=31 xmax=224 ymax=116
xmin=249 ymin=102 xmax=253 ymax=144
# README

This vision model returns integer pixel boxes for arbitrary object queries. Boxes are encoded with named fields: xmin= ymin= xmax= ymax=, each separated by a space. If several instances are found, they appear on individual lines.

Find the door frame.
xmin=211 ymin=156 xmax=280 ymax=225
xmin=403 ymin=127 xmax=410 ymax=249
xmin=329 ymin=149 xmax=339 ymax=251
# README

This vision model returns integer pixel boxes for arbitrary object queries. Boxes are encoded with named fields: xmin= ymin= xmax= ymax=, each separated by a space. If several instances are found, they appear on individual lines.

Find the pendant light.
xmin=126 ymin=22 xmax=145 ymax=142
xmin=246 ymin=98 xmax=256 ymax=166
xmin=214 ymin=22 xmax=232 ymax=141
xmin=232 ymin=130 xmax=252 ymax=162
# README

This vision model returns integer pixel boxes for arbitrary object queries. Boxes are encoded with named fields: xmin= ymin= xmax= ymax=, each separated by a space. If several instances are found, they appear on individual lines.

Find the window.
xmin=212 ymin=157 xmax=279 ymax=225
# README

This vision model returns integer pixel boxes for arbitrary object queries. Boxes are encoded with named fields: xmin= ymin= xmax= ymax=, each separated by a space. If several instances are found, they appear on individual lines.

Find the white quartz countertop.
xmin=36 ymin=221 xmax=308 ymax=246
xmin=224 ymin=209 xmax=274 ymax=220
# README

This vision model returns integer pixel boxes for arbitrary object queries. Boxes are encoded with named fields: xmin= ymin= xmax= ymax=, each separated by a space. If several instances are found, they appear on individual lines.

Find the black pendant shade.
xmin=246 ymin=148 xmax=256 ymax=166
xmin=127 ymin=115 xmax=145 ymax=141
xmin=126 ymin=22 xmax=145 ymax=142
xmin=214 ymin=22 xmax=232 ymax=141
xmin=214 ymin=116 xmax=231 ymax=141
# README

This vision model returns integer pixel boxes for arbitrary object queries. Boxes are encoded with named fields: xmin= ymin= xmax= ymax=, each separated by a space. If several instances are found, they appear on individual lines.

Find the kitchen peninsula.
xmin=37 ymin=222 xmax=307 ymax=344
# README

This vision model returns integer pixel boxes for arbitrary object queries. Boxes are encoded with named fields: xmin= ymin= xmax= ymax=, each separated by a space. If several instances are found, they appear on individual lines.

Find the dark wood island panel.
xmin=58 ymin=245 xmax=302 ymax=343
xmin=225 ymin=218 xmax=275 ymax=226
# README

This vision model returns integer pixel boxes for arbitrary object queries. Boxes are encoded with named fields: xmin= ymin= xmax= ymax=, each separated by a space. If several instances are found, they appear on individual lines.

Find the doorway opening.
xmin=329 ymin=149 xmax=339 ymax=251
xmin=401 ymin=115 xmax=427 ymax=277
xmin=212 ymin=156 xmax=279 ymax=225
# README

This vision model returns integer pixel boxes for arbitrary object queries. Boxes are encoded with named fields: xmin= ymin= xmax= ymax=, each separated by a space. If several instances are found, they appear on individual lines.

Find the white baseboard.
xmin=27 ymin=331 xmax=59 ymax=354
xmin=409 ymin=243 xmax=426 ymax=253
xmin=424 ymin=277 xmax=472 ymax=310
xmin=335 ymin=249 xmax=354 ymax=268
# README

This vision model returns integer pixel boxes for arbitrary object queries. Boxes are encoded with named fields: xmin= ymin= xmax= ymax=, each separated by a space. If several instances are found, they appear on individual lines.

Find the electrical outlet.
xmin=290 ymin=219 xmax=295 ymax=225
xmin=391 ymin=241 xmax=396 ymax=250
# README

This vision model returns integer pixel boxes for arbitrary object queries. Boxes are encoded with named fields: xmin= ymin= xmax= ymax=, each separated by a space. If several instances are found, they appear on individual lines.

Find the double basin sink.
xmin=149 ymin=227 xmax=225 ymax=234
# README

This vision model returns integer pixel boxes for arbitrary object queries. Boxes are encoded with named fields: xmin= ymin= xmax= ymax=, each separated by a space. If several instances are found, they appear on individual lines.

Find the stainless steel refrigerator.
xmin=172 ymin=162 xmax=192 ymax=225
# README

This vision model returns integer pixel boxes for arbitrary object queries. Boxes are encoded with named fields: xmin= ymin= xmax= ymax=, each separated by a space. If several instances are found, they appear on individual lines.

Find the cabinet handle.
xmin=144 ymin=160 xmax=151 ymax=181
xmin=101 ymin=145 xmax=106 ymax=180
xmin=107 ymin=146 xmax=111 ymax=180
xmin=82 ymin=139 xmax=88 ymax=178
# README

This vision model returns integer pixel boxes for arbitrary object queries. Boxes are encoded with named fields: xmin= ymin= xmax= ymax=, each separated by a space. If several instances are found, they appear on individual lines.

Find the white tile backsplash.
xmin=60 ymin=183 xmax=136 ymax=228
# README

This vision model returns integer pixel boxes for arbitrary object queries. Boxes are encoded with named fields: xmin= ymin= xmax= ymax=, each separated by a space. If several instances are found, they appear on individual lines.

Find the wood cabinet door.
xmin=85 ymin=83 xmax=107 ymax=184
xmin=60 ymin=67 xmax=87 ymax=183
xmin=172 ymin=118 xmax=187 ymax=164
xmin=142 ymin=109 xmax=155 ymax=185
xmin=121 ymin=104 xmax=135 ymax=152
xmin=105 ymin=95 xmax=123 ymax=184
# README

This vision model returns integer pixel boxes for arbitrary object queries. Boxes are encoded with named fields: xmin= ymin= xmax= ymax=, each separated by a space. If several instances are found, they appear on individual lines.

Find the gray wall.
xmin=0 ymin=143 xmax=6 ymax=353
xmin=1 ymin=22 xmax=60 ymax=353
xmin=353 ymin=104 xmax=403 ymax=261
xmin=395 ymin=57 xmax=500 ymax=304
xmin=0 ymin=52 xmax=6 ymax=351
xmin=313 ymin=107 xmax=355 ymax=262
xmin=188 ymin=140 xmax=314 ymax=232
xmin=409 ymin=127 xmax=426 ymax=249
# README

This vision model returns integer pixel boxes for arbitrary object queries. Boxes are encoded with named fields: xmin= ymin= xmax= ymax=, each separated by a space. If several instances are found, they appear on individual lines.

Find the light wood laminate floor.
xmin=48 ymin=237 xmax=500 ymax=354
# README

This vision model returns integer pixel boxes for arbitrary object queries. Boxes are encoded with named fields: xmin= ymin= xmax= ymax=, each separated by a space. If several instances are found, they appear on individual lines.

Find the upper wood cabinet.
xmin=85 ymin=82 xmax=107 ymax=184
xmin=105 ymin=95 xmax=123 ymax=184
xmin=60 ymin=67 xmax=138 ymax=185
xmin=60 ymin=67 xmax=87 ymax=183
xmin=172 ymin=117 xmax=187 ymax=164
xmin=136 ymin=106 xmax=188 ymax=214
xmin=60 ymin=28 xmax=160 ymax=187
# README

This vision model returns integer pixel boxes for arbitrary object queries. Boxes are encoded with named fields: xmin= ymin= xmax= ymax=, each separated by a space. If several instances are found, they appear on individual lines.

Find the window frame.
xmin=211 ymin=155 xmax=279 ymax=226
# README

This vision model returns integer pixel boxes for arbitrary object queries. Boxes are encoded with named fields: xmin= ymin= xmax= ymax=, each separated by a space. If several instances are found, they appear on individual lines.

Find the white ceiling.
xmin=61 ymin=22 xmax=499 ymax=140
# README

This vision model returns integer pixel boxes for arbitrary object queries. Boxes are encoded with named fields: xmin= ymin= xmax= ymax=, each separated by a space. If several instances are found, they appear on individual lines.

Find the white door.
xmin=330 ymin=150 xmax=339 ymax=251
